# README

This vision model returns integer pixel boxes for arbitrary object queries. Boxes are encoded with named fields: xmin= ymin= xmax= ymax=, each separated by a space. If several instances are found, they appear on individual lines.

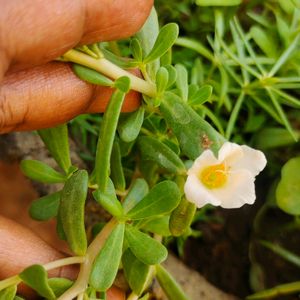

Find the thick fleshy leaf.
xmin=93 ymin=178 xmax=123 ymax=218
xmin=59 ymin=170 xmax=88 ymax=255
xmin=126 ymin=181 xmax=181 ymax=220
xmin=169 ymin=197 xmax=196 ymax=236
xmin=138 ymin=136 xmax=185 ymax=174
xmin=141 ymin=216 xmax=171 ymax=236
xmin=19 ymin=265 xmax=55 ymax=299
xmin=89 ymin=223 xmax=125 ymax=291
xmin=136 ymin=7 xmax=160 ymax=78
xmin=276 ymin=157 xmax=300 ymax=215
xmin=156 ymin=265 xmax=189 ymax=300
xmin=38 ymin=124 xmax=71 ymax=174
xmin=156 ymin=67 xmax=169 ymax=94
xmin=29 ymin=192 xmax=61 ymax=221
xmin=118 ymin=107 xmax=145 ymax=143
xmin=111 ymin=141 xmax=126 ymax=191
xmin=175 ymin=64 xmax=188 ymax=102
xmin=143 ymin=23 xmax=179 ymax=64
xmin=122 ymin=179 xmax=149 ymax=213
xmin=114 ymin=76 xmax=130 ymax=93
xmin=94 ymin=80 xmax=128 ymax=191
xmin=0 ymin=286 xmax=16 ymax=300
xmin=160 ymin=92 xmax=225 ymax=159
xmin=48 ymin=278 xmax=73 ymax=297
xmin=122 ymin=248 xmax=153 ymax=295
xmin=165 ymin=65 xmax=177 ymax=88
xmin=188 ymin=84 xmax=212 ymax=106
xmin=20 ymin=160 xmax=67 ymax=183
xmin=73 ymin=64 xmax=113 ymax=86
xmin=196 ymin=0 xmax=241 ymax=5
xmin=125 ymin=225 xmax=167 ymax=265
xmin=130 ymin=38 xmax=143 ymax=62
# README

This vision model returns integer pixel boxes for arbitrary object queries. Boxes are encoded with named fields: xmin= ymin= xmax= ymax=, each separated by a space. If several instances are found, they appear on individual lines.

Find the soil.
xmin=183 ymin=176 xmax=300 ymax=299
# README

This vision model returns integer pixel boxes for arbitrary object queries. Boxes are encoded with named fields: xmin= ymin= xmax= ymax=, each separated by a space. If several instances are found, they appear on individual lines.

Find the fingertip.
xmin=87 ymin=86 xmax=141 ymax=114
xmin=107 ymin=286 xmax=126 ymax=300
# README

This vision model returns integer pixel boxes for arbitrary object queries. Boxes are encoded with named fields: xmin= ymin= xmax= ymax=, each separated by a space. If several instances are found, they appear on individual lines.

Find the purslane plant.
xmin=0 ymin=7 xmax=267 ymax=300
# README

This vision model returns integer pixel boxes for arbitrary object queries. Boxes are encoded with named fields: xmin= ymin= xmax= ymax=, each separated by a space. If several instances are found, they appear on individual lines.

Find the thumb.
xmin=0 ymin=62 xmax=140 ymax=133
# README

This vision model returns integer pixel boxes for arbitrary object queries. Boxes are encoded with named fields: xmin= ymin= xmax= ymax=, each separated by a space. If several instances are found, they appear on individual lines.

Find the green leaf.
xmin=260 ymin=240 xmax=300 ymax=268
xmin=276 ymin=157 xmax=300 ymax=215
xmin=135 ymin=7 xmax=160 ymax=79
xmin=130 ymin=38 xmax=143 ymax=62
xmin=38 ymin=124 xmax=71 ymax=174
xmin=126 ymin=181 xmax=181 ymax=220
xmin=20 ymin=160 xmax=67 ymax=183
xmin=156 ymin=265 xmax=190 ymax=300
xmin=0 ymin=286 xmax=16 ymax=300
xmin=250 ymin=26 xmax=277 ymax=58
xmin=141 ymin=216 xmax=171 ymax=236
xmin=138 ymin=136 xmax=185 ymax=174
xmin=196 ymin=0 xmax=241 ymax=6
xmin=111 ymin=141 xmax=126 ymax=191
xmin=125 ymin=225 xmax=167 ymax=265
xmin=59 ymin=170 xmax=88 ymax=255
xmin=123 ymin=179 xmax=149 ymax=213
xmin=253 ymin=128 xmax=297 ymax=149
xmin=122 ymin=248 xmax=153 ymax=295
xmin=56 ymin=209 xmax=67 ymax=241
xmin=169 ymin=197 xmax=196 ymax=237
xmin=175 ymin=64 xmax=188 ymax=102
xmin=94 ymin=84 xmax=127 ymax=191
xmin=72 ymin=64 xmax=113 ymax=86
xmin=156 ymin=67 xmax=169 ymax=94
xmin=90 ymin=223 xmax=125 ymax=291
xmin=93 ymin=179 xmax=124 ymax=218
xmin=118 ymin=107 xmax=145 ymax=143
xmin=48 ymin=278 xmax=73 ymax=297
xmin=114 ymin=76 xmax=130 ymax=93
xmin=29 ymin=192 xmax=60 ymax=221
xmin=160 ymin=92 xmax=225 ymax=159
xmin=165 ymin=65 xmax=177 ymax=88
xmin=19 ymin=265 xmax=55 ymax=299
xmin=188 ymin=84 xmax=212 ymax=105
xmin=247 ymin=281 xmax=300 ymax=299
xmin=143 ymin=23 xmax=179 ymax=64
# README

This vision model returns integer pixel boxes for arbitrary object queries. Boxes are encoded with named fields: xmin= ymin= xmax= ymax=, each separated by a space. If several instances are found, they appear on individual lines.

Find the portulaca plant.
xmin=0 ymin=6 xmax=267 ymax=300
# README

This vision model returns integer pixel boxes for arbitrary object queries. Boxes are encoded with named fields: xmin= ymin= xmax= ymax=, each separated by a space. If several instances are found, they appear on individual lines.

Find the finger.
xmin=0 ymin=0 xmax=153 ymax=77
xmin=0 ymin=62 xmax=140 ymax=133
xmin=0 ymin=215 xmax=76 ymax=297
xmin=0 ymin=216 xmax=125 ymax=300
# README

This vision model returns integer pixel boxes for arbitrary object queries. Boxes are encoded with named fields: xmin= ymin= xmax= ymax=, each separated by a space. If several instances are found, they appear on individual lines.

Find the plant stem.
xmin=58 ymin=218 xmax=118 ymax=300
xmin=0 ymin=256 xmax=84 ymax=291
xmin=62 ymin=49 xmax=156 ymax=98
xmin=127 ymin=292 xmax=139 ymax=300
xmin=44 ymin=256 xmax=85 ymax=271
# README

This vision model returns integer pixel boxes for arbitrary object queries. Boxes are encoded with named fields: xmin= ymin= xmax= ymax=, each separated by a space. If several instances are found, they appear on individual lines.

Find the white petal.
xmin=232 ymin=145 xmax=267 ymax=176
xmin=210 ymin=170 xmax=256 ymax=209
xmin=188 ymin=149 xmax=218 ymax=175
xmin=184 ymin=174 xmax=221 ymax=208
xmin=218 ymin=142 xmax=244 ymax=166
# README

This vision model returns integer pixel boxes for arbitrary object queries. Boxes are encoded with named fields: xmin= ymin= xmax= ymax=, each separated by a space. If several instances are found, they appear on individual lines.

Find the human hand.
xmin=0 ymin=0 xmax=153 ymax=133
xmin=0 ymin=0 xmax=153 ymax=298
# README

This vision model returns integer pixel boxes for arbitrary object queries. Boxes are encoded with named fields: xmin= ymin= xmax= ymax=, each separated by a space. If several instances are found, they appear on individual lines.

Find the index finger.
xmin=0 ymin=0 xmax=153 ymax=77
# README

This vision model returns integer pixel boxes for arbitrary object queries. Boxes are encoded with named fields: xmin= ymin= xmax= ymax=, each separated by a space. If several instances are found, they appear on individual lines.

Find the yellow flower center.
xmin=199 ymin=163 xmax=228 ymax=189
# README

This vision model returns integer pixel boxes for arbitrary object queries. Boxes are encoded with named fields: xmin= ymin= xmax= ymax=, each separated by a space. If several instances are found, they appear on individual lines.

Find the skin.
xmin=0 ymin=0 xmax=153 ymax=298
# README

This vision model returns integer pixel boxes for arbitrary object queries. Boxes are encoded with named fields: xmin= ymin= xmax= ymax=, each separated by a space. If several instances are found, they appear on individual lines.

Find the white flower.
xmin=184 ymin=142 xmax=267 ymax=209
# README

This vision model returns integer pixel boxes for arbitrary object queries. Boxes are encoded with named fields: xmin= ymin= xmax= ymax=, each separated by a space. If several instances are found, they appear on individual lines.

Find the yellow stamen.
xmin=199 ymin=163 xmax=228 ymax=189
